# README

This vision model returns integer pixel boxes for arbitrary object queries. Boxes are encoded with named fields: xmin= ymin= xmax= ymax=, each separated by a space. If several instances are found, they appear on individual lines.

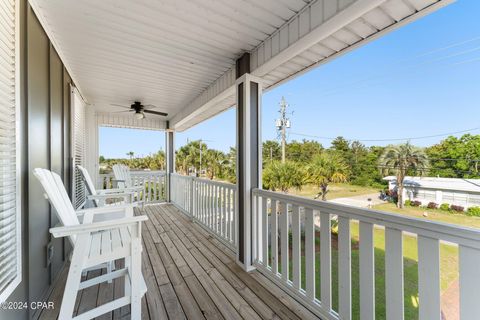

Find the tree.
xmin=205 ymin=149 xmax=226 ymax=180
xmin=426 ymin=134 xmax=480 ymax=178
xmin=126 ymin=151 xmax=134 ymax=160
xmin=331 ymin=136 xmax=350 ymax=154
xmin=286 ymin=139 xmax=323 ymax=163
xmin=262 ymin=161 xmax=304 ymax=193
xmin=379 ymin=142 xmax=429 ymax=208
xmin=175 ymin=140 xmax=207 ymax=175
xmin=262 ymin=140 xmax=281 ymax=164
xmin=307 ymin=152 xmax=349 ymax=201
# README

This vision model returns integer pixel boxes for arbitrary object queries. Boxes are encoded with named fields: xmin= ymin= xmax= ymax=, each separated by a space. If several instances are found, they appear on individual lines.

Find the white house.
xmin=384 ymin=176 xmax=480 ymax=208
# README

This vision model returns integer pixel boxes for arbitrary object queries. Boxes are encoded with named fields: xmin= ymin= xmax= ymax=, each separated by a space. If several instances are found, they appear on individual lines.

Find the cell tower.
xmin=276 ymin=96 xmax=291 ymax=163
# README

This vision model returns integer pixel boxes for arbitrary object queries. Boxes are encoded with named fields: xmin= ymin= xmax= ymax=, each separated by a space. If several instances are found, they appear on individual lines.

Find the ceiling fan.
xmin=110 ymin=101 xmax=168 ymax=119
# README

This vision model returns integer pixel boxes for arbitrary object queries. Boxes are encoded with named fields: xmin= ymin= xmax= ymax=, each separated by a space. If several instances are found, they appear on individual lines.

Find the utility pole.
xmin=276 ymin=96 xmax=290 ymax=163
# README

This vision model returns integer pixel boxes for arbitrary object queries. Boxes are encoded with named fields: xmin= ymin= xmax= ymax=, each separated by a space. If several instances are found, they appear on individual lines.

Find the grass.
xmin=273 ymin=184 xmax=466 ymax=318
xmin=374 ymin=202 xmax=480 ymax=229
xmin=276 ymin=222 xmax=459 ymax=320
xmin=289 ymin=183 xmax=379 ymax=200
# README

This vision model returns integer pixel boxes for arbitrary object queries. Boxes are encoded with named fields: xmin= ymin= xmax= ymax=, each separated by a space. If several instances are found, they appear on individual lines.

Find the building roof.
xmin=384 ymin=176 xmax=480 ymax=193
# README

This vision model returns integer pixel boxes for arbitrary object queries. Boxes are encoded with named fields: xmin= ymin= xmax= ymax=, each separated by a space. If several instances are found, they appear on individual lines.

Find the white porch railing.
xmin=170 ymin=173 xmax=237 ymax=251
xmin=98 ymin=170 xmax=167 ymax=203
xmin=252 ymin=188 xmax=480 ymax=320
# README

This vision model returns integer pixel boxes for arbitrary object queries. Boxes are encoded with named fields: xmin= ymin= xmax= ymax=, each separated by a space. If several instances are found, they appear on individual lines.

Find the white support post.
xmin=165 ymin=122 xmax=175 ymax=203
xmin=235 ymin=71 xmax=262 ymax=272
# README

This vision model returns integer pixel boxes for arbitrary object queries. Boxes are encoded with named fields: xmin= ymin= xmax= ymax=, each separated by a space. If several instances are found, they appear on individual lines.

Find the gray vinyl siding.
xmin=0 ymin=2 xmax=74 ymax=319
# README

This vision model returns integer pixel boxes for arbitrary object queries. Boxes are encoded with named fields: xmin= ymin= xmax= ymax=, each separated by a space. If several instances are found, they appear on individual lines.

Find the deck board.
xmin=37 ymin=204 xmax=319 ymax=320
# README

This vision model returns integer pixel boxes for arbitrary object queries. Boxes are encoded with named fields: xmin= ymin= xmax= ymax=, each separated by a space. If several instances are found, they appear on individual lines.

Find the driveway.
xmin=330 ymin=193 xmax=385 ymax=208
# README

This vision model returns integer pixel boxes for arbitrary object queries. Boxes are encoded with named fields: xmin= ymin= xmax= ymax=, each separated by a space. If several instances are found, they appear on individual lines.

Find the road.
xmin=330 ymin=192 xmax=384 ymax=208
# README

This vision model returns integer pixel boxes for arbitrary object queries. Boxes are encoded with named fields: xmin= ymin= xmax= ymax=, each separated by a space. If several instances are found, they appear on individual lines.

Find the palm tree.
xmin=262 ymin=160 xmax=304 ymax=193
xmin=205 ymin=149 xmax=226 ymax=180
xmin=307 ymin=152 xmax=349 ymax=201
xmin=126 ymin=151 xmax=134 ymax=160
xmin=379 ymin=142 xmax=429 ymax=208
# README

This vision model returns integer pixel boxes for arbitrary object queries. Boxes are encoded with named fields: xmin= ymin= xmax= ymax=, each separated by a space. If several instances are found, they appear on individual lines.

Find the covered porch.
xmin=37 ymin=204 xmax=318 ymax=320
xmin=3 ymin=0 xmax=479 ymax=320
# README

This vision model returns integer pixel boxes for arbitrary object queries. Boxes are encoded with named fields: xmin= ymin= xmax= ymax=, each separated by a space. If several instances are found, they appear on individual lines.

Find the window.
xmin=71 ymin=87 xmax=86 ymax=209
xmin=0 ymin=0 xmax=21 ymax=302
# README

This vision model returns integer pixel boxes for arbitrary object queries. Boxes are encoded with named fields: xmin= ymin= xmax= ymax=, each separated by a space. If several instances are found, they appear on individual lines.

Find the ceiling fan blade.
xmin=143 ymin=109 xmax=168 ymax=117
xmin=110 ymin=110 xmax=133 ymax=113
xmin=110 ymin=103 xmax=131 ymax=109
xmin=143 ymin=104 xmax=158 ymax=109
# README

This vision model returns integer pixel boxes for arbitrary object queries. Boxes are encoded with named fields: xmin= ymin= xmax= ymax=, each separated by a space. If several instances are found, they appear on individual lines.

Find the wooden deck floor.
xmin=38 ymin=204 xmax=319 ymax=320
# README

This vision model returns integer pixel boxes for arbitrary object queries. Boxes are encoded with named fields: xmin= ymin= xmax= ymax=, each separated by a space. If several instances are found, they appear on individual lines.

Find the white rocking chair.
xmin=34 ymin=168 xmax=147 ymax=320
xmin=112 ymin=164 xmax=145 ymax=207
xmin=77 ymin=165 xmax=138 ymax=207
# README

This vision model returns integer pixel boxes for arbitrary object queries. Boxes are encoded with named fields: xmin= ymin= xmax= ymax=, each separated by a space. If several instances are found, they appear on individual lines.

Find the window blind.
xmin=0 ymin=0 xmax=21 ymax=302
xmin=72 ymin=87 xmax=86 ymax=209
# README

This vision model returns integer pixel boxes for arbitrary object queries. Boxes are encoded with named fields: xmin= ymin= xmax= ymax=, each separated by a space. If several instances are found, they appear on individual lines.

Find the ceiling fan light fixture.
xmin=135 ymin=111 xmax=145 ymax=119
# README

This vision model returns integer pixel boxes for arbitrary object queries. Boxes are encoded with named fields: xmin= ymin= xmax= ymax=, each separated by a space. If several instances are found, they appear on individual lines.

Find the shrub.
xmin=411 ymin=200 xmax=422 ymax=207
xmin=404 ymin=199 xmax=411 ymax=206
xmin=427 ymin=202 xmax=438 ymax=209
xmin=450 ymin=204 xmax=465 ymax=212
xmin=467 ymin=206 xmax=480 ymax=217
xmin=439 ymin=203 xmax=450 ymax=211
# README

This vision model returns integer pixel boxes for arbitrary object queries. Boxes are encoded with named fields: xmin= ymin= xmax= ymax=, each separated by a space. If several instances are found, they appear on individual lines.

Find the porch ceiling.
xmin=29 ymin=0 xmax=311 ymax=117
xmin=29 ymin=0 xmax=452 ymax=130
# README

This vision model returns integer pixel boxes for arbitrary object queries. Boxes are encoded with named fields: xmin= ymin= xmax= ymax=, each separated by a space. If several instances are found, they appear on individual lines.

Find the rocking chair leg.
xmin=130 ymin=237 xmax=142 ymax=319
xmin=60 ymin=235 xmax=89 ymax=319
xmin=124 ymin=257 xmax=131 ymax=296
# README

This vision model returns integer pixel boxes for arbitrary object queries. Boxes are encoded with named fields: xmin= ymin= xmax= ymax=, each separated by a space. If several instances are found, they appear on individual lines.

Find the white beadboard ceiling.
xmin=29 ymin=0 xmax=312 ymax=117
xmin=29 ymin=0 xmax=452 ymax=130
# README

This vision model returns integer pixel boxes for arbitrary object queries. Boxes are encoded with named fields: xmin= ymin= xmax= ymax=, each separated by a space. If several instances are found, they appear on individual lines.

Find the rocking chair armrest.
xmin=97 ymin=188 xmax=135 ymax=195
xmin=87 ymin=192 xmax=135 ymax=200
xmin=76 ymin=204 xmax=135 ymax=216
xmin=49 ymin=216 xmax=148 ymax=238
xmin=122 ymin=186 xmax=143 ymax=191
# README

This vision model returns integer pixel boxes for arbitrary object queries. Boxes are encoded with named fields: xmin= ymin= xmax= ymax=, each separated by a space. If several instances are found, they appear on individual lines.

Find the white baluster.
xmin=338 ymin=216 xmax=351 ymax=320
xmin=385 ymin=227 xmax=404 ymax=320
xmin=359 ymin=221 xmax=375 ymax=320
xmin=320 ymin=211 xmax=332 ymax=310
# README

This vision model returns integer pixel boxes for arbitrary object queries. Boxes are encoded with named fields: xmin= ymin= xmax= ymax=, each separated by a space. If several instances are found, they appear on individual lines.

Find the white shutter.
xmin=0 ymin=0 xmax=21 ymax=302
xmin=71 ymin=87 xmax=86 ymax=209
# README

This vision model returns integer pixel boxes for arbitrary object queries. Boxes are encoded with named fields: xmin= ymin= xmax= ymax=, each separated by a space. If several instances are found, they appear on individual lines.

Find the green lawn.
xmin=289 ymin=183 xmax=380 ymax=200
xmin=277 ymin=222 xmax=458 ymax=320
xmin=374 ymin=202 xmax=480 ymax=229
xmin=275 ymin=184 xmax=467 ymax=318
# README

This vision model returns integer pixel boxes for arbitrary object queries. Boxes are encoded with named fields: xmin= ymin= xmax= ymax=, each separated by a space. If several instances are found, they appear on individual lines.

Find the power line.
xmin=289 ymin=127 xmax=480 ymax=143
xmin=305 ymin=39 xmax=480 ymax=99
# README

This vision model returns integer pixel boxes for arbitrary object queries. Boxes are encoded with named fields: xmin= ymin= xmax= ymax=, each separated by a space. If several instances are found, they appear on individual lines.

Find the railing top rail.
xmin=100 ymin=170 xmax=165 ymax=176
xmin=253 ymin=188 xmax=480 ymax=248
xmin=171 ymin=173 xmax=236 ymax=189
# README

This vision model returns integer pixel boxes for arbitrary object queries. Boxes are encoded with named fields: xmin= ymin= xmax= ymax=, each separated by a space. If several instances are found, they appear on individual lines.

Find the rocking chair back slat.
xmin=112 ymin=164 xmax=132 ymax=188
xmin=33 ymin=168 xmax=79 ymax=245
xmin=77 ymin=165 xmax=97 ymax=196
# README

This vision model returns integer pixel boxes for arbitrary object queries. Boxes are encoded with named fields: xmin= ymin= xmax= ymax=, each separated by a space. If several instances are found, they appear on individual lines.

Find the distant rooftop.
xmin=383 ymin=176 xmax=480 ymax=193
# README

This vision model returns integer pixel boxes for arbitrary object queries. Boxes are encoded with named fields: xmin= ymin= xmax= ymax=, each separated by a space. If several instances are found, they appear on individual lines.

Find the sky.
xmin=100 ymin=0 xmax=480 ymax=158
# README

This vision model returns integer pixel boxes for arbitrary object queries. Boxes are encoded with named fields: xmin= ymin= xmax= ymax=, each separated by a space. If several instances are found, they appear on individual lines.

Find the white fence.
xmin=98 ymin=170 xmax=166 ymax=203
xmin=170 ymin=173 xmax=237 ymax=251
xmin=252 ymin=188 xmax=480 ymax=320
